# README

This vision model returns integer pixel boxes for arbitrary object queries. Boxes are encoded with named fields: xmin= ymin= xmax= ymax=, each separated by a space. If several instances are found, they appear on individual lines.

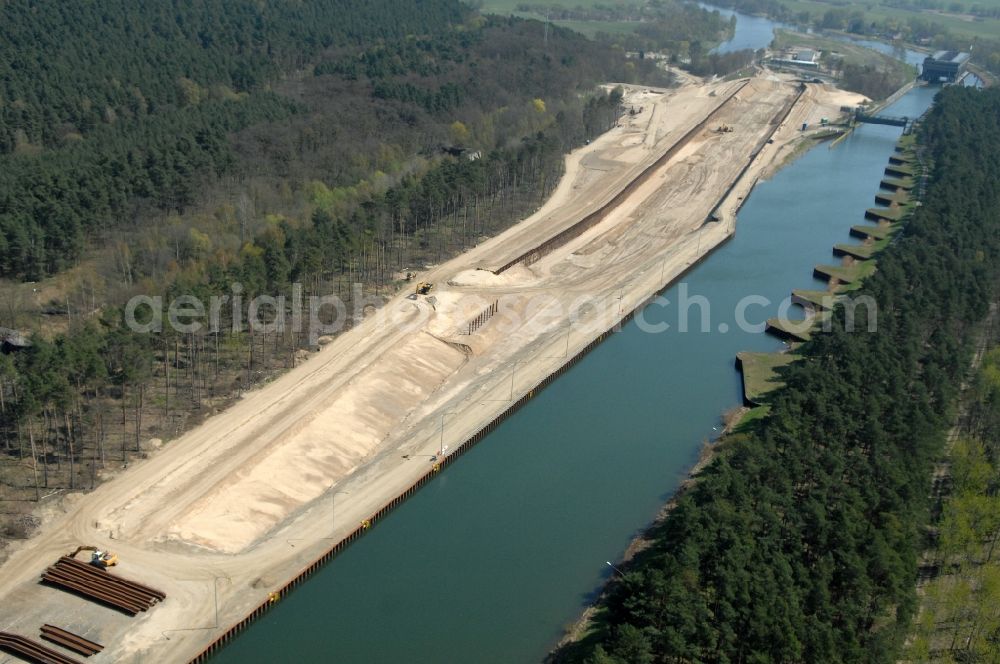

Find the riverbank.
xmin=0 ymin=73 xmax=861 ymax=663
xmin=548 ymin=398 xmax=751 ymax=654
xmin=549 ymin=85 xmax=934 ymax=662
xmin=549 ymin=83 xmax=1000 ymax=664
xmin=211 ymin=78 xmax=931 ymax=663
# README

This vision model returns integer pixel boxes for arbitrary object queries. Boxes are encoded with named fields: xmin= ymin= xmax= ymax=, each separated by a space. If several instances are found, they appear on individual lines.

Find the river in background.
xmin=703 ymin=1 xmax=930 ymax=68
xmin=705 ymin=4 xmax=993 ymax=88
xmin=701 ymin=2 xmax=792 ymax=53
xmin=208 ymin=59 xmax=943 ymax=664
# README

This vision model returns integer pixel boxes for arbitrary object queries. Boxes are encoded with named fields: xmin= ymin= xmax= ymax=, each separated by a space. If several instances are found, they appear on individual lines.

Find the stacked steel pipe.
xmin=0 ymin=631 xmax=83 ymax=664
xmin=40 ymin=625 xmax=103 ymax=657
xmin=40 ymin=556 xmax=165 ymax=616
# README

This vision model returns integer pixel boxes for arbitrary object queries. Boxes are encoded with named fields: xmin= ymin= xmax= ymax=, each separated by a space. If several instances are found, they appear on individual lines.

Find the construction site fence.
xmin=465 ymin=300 xmax=499 ymax=335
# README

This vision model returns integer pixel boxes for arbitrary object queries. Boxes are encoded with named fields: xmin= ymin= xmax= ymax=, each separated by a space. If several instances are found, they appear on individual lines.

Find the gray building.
xmin=921 ymin=50 xmax=970 ymax=83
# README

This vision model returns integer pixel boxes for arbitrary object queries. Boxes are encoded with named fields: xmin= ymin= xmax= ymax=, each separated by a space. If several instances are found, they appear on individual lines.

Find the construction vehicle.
xmin=415 ymin=282 xmax=434 ymax=295
xmin=69 ymin=545 xmax=119 ymax=568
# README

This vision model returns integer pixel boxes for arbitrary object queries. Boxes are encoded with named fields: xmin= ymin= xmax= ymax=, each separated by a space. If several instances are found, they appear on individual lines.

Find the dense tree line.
xmin=555 ymin=86 xmax=1000 ymax=663
xmin=223 ymin=84 xmax=625 ymax=298
xmin=908 ymin=347 xmax=1000 ymax=659
xmin=0 ymin=0 xmax=468 ymax=279
xmin=0 ymin=85 xmax=626 ymax=540
xmin=0 ymin=2 xmax=661 ymax=281
xmin=686 ymin=48 xmax=760 ymax=77
xmin=838 ymin=62 xmax=910 ymax=100
xmin=0 ymin=0 xmax=466 ymax=151
xmin=0 ymin=94 xmax=296 ymax=278
xmin=124 ymin=16 xmax=651 ymax=288
xmin=617 ymin=9 xmax=735 ymax=60
xmin=0 ymin=3 xmax=648 ymax=545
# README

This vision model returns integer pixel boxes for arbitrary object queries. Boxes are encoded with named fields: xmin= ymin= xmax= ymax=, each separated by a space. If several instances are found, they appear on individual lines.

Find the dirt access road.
xmin=0 ymin=73 xmax=863 ymax=662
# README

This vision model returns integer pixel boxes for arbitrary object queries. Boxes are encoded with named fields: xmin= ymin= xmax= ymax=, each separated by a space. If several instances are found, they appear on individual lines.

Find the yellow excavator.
xmin=415 ymin=282 xmax=434 ymax=295
xmin=69 ymin=545 xmax=119 ymax=568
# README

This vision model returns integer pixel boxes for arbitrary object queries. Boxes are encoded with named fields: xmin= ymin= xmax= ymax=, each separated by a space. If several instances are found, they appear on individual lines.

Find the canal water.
xmin=209 ymin=31 xmax=943 ymax=664
xmin=701 ymin=2 xmax=792 ymax=53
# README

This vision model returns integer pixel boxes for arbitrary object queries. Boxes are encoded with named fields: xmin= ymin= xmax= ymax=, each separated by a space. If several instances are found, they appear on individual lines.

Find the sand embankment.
xmin=0 ymin=74 xmax=864 ymax=663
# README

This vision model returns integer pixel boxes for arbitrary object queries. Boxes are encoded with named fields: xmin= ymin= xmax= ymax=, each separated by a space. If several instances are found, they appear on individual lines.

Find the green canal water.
xmin=209 ymin=85 xmax=939 ymax=663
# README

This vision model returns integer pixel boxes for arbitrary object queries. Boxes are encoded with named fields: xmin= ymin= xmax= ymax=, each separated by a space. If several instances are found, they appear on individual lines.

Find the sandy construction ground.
xmin=0 ymin=73 xmax=864 ymax=662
